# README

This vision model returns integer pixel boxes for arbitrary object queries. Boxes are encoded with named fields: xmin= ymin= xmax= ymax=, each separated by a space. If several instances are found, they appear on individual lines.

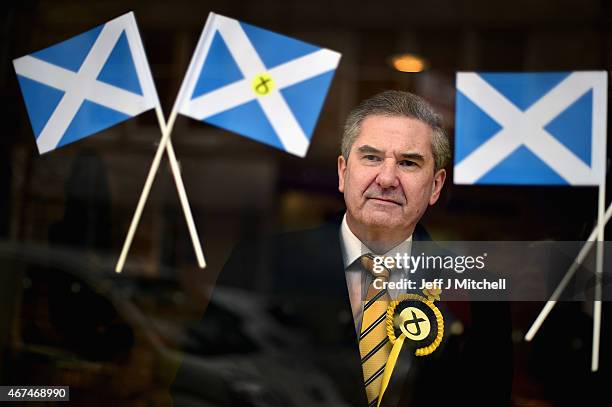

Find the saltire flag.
xmin=454 ymin=71 xmax=607 ymax=185
xmin=13 ymin=12 xmax=159 ymax=154
xmin=174 ymin=12 xmax=341 ymax=157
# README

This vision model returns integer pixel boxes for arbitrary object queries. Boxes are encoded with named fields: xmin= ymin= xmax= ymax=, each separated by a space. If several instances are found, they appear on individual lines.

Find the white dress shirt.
xmin=339 ymin=214 xmax=413 ymax=333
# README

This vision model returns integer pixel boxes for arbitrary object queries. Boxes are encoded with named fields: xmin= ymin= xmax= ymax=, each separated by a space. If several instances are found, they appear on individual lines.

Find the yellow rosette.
xmin=377 ymin=289 xmax=444 ymax=407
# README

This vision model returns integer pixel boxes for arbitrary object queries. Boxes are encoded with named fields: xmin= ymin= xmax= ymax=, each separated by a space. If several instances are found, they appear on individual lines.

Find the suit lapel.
xmin=288 ymin=218 xmax=370 ymax=407
xmin=317 ymin=220 xmax=371 ymax=407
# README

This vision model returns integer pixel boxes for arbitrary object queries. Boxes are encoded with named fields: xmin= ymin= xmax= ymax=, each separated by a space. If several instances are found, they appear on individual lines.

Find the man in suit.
xmin=171 ymin=90 xmax=513 ymax=407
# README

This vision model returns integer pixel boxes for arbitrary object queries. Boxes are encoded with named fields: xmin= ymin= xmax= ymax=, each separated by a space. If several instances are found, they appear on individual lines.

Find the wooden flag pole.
xmin=525 ymin=201 xmax=612 ymax=342
xmin=155 ymin=106 xmax=206 ymax=269
xmin=592 ymin=182 xmax=605 ymax=371
xmin=115 ymin=105 xmax=206 ymax=273
xmin=114 ymin=13 xmax=219 ymax=274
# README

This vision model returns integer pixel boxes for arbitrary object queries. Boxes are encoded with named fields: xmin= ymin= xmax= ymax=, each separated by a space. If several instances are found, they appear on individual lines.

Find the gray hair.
xmin=341 ymin=90 xmax=450 ymax=172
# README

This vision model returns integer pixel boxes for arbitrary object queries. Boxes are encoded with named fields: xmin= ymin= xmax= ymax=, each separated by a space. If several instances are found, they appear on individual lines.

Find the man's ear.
xmin=429 ymin=168 xmax=446 ymax=205
xmin=338 ymin=155 xmax=347 ymax=193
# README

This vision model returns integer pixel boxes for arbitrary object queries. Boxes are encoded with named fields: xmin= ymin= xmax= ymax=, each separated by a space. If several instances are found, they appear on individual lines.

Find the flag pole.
xmin=159 ymin=113 xmax=206 ymax=270
xmin=115 ymin=13 xmax=219 ymax=274
xmin=115 ymin=105 xmax=205 ymax=272
xmin=525 ymin=201 xmax=612 ymax=342
xmin=592 ymin=182 xmax=605 ymax=371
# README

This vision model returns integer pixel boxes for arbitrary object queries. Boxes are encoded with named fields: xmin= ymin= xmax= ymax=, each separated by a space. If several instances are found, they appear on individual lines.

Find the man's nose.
xmin=376 ymin=158 xmax=399 ymax=188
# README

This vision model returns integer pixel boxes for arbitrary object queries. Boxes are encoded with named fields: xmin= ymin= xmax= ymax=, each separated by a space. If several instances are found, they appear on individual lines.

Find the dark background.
xmin=1 ymin=1 xmax=612 ymax=406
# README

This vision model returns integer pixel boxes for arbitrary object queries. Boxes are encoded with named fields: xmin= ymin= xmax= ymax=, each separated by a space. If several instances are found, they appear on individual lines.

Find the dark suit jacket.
xmin=172 ymin=217 xmax=513 ymax=406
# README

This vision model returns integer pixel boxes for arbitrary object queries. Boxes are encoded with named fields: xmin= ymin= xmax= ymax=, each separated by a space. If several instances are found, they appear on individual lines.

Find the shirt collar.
xmin=339 ymin=213 xmax=412 ymax=269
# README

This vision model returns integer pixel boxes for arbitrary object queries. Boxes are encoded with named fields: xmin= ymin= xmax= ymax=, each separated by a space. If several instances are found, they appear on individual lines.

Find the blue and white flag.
xmin=13 ymin=12 xmax=159 ymax=154
xmin=454 ymin=71 xmax=607 ymax=185
xmin=174 ymin=12 xmax=341 ymax=157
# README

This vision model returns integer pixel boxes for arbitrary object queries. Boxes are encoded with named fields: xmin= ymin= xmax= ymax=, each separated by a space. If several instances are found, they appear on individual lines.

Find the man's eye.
xmin=399 ymin=160 xmax=416 ymax=167
xmin=363 ymin=155 xmax=381 ymax=161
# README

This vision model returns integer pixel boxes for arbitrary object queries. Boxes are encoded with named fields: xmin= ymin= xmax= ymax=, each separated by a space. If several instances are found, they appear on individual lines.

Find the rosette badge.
xmin=377 ymin=289 xmax=444 ymax=406
xmin=387 ymin=288 xmax=444 ymax=356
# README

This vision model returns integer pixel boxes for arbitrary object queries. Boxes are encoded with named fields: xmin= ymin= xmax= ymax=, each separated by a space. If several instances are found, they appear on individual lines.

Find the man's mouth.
xmin=367 ymin=196 xmax=402 ymax=205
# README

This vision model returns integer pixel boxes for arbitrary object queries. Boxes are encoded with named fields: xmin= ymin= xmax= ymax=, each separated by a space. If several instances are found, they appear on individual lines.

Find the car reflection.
xmin=1 ymin=243 xmax=352 ymax=406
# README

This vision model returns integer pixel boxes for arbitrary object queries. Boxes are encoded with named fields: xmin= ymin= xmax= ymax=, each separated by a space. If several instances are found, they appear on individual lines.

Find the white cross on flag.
xmin=174 ymin=12 xmax=341 ymax=157
xmin=454 ymin=71 xmax=607 ymax=185
xmin=13 ymin=12 xmax=159 ymax=154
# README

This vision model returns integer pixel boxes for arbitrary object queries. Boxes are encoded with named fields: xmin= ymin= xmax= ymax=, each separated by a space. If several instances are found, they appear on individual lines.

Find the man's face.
xmin=338 ymin=115 xmax=446 ymax=239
